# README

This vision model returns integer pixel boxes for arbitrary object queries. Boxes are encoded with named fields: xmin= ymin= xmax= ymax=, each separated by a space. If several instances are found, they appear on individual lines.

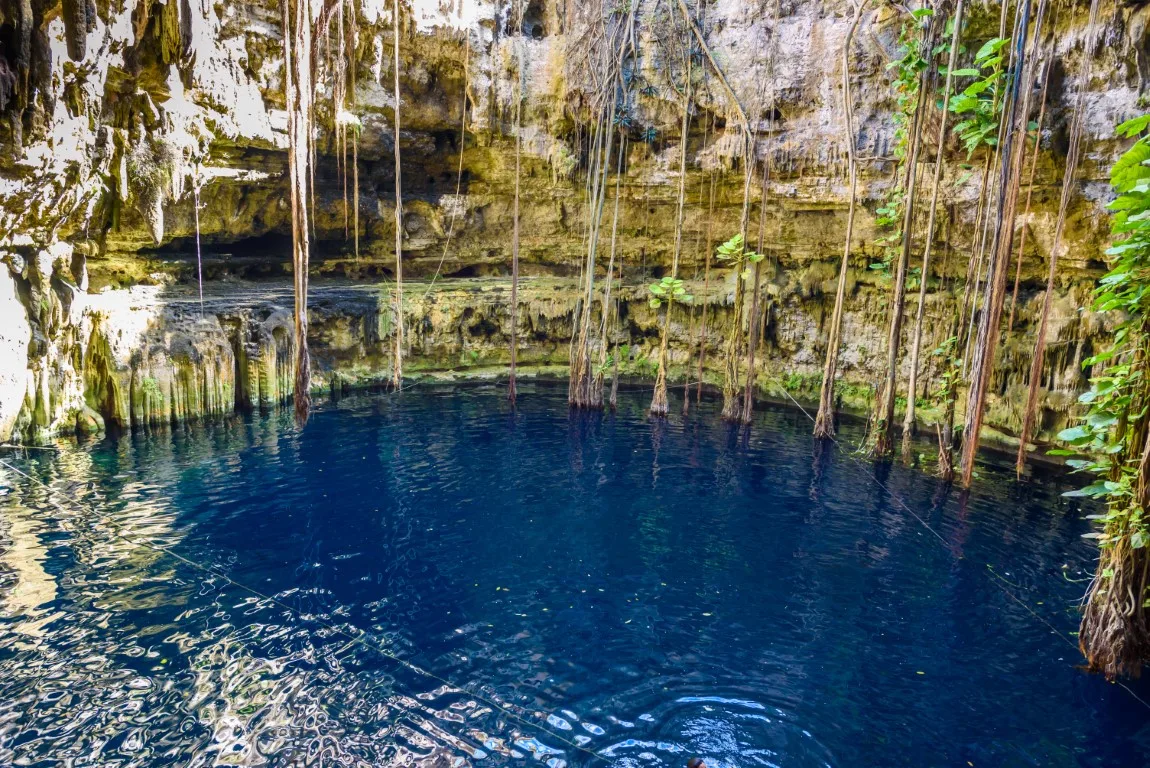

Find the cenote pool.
xmin=0 ymin=384 xmax=1147 ymax=766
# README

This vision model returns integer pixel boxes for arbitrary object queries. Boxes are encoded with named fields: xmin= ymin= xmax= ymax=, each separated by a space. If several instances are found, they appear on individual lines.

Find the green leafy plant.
xmin=648 ymin=276 xmax=692 ymax=309
xmin=140 ymin=376 xmax=163 ymax=401
xmin=1055 ymin=114 xmax=1150 ymax=678
xmin=949 ymin=36 xmax=1010 ymax=157
xmin=1056 ymin=115 xmax=1150 ymax=511
xmin=870 ymin=13 xmax=934 ymax=276
xmin=930 ymin=335 xmax=961 ymax=412
xmin=713 ymin=233 xmax=763 ymax=280
xmin=886 ymin=11 xmax=932 ymax=162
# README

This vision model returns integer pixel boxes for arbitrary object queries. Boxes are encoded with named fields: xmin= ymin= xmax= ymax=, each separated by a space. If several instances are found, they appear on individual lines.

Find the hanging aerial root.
xmin=1079 ymin=540 xmax=1150 ymax=679
xmin=935 ymin=423 xmax=954 ymax=481
xmin=814 ymin=0 xmax=870 ymax=439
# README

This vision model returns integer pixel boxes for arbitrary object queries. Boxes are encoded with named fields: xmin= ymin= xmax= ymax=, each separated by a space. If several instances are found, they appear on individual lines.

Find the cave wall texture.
xmin=0 ymin=0 xmax=1147 ymax=448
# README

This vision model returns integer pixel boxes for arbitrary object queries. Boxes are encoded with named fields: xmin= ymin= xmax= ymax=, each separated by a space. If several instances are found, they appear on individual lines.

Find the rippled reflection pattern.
xmin=0 ymin=384 xmax=1147 ymax=767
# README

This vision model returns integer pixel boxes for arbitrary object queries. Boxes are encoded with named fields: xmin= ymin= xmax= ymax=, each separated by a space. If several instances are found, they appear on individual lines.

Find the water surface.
xmin=0 ymin=384 xmax=1147 ymax=766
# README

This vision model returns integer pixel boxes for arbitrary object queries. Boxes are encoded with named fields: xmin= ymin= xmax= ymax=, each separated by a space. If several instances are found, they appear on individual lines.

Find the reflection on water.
xmin=0 ymin=503 xmax=57 ymax=641
xmin=0 ymin=383 xmax=1147 ymax=767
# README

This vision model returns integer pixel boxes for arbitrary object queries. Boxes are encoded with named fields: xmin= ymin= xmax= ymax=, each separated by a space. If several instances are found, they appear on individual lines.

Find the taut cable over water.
xmin=0 ymin=451 xmax=615 ymax=764
xmin=775 ymin=386 xmax=1150 ymax=712
xmin=1 ymin=384 xmax=1148 ymax=762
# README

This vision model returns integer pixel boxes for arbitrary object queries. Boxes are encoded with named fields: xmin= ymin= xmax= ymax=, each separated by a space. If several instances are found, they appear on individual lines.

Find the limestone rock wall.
xmin=0 ymin=0 xmax=1146 ymax=445
xmin=0 ymin=257 xmax=1096 ymax=448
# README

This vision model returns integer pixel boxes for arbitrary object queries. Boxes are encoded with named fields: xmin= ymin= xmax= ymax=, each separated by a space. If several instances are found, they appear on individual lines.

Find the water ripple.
xmin=0 ymin=385 xmax=1146 ymax=766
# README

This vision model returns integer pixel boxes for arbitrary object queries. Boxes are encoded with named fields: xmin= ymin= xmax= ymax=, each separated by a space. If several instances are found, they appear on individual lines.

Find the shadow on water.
xmin=0 ymin=383 xmax=1147 ymax=767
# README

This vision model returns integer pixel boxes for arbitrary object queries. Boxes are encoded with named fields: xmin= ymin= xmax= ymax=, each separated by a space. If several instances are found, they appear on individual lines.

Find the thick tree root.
xmin=1080 ymin=543 xmax=1150 ymax=679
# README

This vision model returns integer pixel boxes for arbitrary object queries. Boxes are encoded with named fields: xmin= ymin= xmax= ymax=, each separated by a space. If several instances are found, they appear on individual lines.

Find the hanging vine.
xmin=282 ymin=0 xmax=315 ymax=426
xmin=650 ymin=3 xmax=694 ymax=419
xmin=902 ymin=0 xmax=965 ymax=452
xmin=959 ymin=0 xmax=1047 ymax=485
xmin=391 ymin=0 xmax=406 ymax=390
xmin=1057 ymin=113 xmax=1150 ymax=680
xmin=1016 ymin=0 xmax=1101 ymax=475
xmin=869 ymin=5 xmax=936 ymax=457
xmin=510 ymin=0 xmax=525 ymax=403
xmin=813 ymin=0 xmax=870 ymax=440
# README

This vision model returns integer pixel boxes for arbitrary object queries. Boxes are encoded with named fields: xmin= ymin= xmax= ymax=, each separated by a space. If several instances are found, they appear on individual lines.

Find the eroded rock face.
xmin=0 ymin=259 xmax=1100 ymax=449
xmin=0 ymin=0 xmax=1144 ymax=445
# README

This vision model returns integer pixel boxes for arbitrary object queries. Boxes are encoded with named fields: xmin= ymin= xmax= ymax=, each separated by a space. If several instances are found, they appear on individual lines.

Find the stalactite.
xmin=193 ymin=164 xmax=204 ymax=318
xmin=61 ymin=0 xmax=87 ymax=61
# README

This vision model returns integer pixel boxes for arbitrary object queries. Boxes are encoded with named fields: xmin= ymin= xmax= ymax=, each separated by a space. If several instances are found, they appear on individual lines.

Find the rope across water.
xmin=775 ymin=386 xmax=1150 ymax=712
xmin=0 ymin=382 xmax=1145 ymax=765
xmin=0 ymin=452 xmax=614 ymax=763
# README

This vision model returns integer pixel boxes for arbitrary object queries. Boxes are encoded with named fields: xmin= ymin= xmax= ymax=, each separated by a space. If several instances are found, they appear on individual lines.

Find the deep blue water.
xmin=0 ymin=384 xmax=1147 ymax=767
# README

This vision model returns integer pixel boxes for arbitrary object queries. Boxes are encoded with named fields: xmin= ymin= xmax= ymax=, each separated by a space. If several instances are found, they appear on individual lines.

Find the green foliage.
xmin=930 ymin=335 xmax=961 ymax=414
xmin=140 ymin=376 xmax=163 ymax=401
xmin=714 ymin=233 xmax=764 ymax=281
xmin=1058 ymin=116 xmax=1150 ymax=560
xmin=871 ymin=14 xmax=936 ymax=276
xmin=783 ymin=372 xmax=816 ymax=392
xmin=949 ymin=36 xmax=1009 ymax=157
xmin=886 ymin=14 xmax=932 ymax=163
xmin=648 ymin=276 xmax=692 ymax=309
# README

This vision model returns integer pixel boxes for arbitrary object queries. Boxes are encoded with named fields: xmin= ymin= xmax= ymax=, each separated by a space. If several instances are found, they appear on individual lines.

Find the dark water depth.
xmin=0 ymin=384 xmax=1147 ymax=767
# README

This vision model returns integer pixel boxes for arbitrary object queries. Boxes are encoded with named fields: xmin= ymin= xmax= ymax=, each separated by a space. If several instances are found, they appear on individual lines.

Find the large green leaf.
xmin=974 ymin=37 xmax=1009 ymax=61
